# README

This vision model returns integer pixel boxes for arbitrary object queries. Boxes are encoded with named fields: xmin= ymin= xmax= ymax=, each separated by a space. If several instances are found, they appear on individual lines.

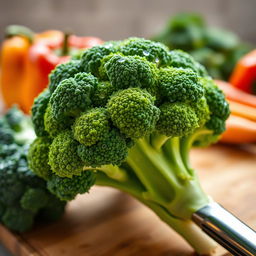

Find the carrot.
xmin=220 ymin=115 xmax=256 ymax=144
xmin=215 ymin=80 xmax=256 ymax=108
xmin=228 ymin=100 xmax=256 ymax=121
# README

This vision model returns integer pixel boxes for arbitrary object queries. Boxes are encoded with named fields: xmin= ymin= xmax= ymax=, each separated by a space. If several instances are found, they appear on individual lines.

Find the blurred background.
xmin=0 ymin=0 xmax=256 ymax=43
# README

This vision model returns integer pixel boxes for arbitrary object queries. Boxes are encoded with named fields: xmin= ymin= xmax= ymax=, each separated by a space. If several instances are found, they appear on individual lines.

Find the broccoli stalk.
xmin=29 ymin=38 xmax=230 ymax=254
xmin=96 ymin=173 xmax=216 ymax=254
xmin=81 ymin=133 xmax=216 ymax=254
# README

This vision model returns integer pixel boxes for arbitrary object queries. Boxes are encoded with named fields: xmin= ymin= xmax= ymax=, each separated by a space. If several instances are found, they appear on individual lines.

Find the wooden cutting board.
xmin=0 ymin=144 xmax=256 ymax=256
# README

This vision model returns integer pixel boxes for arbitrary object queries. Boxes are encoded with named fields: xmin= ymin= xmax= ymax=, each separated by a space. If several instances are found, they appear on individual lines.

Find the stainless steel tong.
xmin=192 ymin=202 xmax=256 ymax=256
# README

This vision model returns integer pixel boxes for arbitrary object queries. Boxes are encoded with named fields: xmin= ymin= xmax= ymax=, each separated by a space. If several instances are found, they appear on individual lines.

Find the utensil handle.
xmin=192 ymin=202 xmax=256 ymax=256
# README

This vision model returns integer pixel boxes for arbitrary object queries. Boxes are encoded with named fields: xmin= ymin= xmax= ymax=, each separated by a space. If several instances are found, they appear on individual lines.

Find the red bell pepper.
xmin=229 ymin=49 xmax=256 ymax=94
xmin=21 ymin=32 xmax=103 ymax=113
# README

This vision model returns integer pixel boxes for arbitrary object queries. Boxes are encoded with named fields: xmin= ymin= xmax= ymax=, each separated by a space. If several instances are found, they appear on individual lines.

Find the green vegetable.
xmin=49 ymin=60 xmax=82 ymax=93
xmin=27 ymin=136 xmax=52 ymax=179
xmin=29 ymin=38 xmax=230 ymax=254
xmin=152 ymin=13 xmax=252 ymax=79
xmin=0 ymin=107 xmax=66 ymax=232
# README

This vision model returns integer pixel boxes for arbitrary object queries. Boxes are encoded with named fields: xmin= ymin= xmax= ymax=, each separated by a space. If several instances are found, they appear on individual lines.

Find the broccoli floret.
xmin=104 ymin=54 xmax=158 ymax=92
xmin=156 ymin=102 xmax=199 ymax=137
xmin=200 ymin=77 xmax=230 ymax=135
xmin=0 ymin=144 xmax=19 ymax=159
xmin=192 ymin=97 xmax=210 ymax=127
xmin=78 ymin=129 xmax=129 ymax=167
xmin=0 ymin=109 xmax=66 ymax=232
xmin=121 ymin=37 xmax=171 ymax=66
xmin=44 ymin=105 xmax=70 ymax=137
xmin=49 ymin=130 xmax=84 ymax=177
xmin=169 ymin=49 xmax=204 ymax=75
xmin=107 ymin=88 xmax=160 ymax=139
xmin=205 ymin=28 xmax=239 ymax=51
xmin=4 ymin=106 xmax=24 ymax=131
xmin=72 ymin=108 xmax=110 ymax=146
xmin=49 ymin=60 xmax=82 ymax=93
xmin=152 ymin=13 xmax=205 ymax=51
xmin=81 ymin=43 xmax=120 ymax=76
xmin=0 ymin=119 xmax=14 ymax=144
xmin=2 ymin=207 xmax=35 ymax=232
xmin=201 ymin=78 xmax=230 ymax=120
xmin=152 ymin=13 xmax=251 ymax=80
xmin=159 ymin=67 xmax=204 ymax=102
xmin=50 ymin=72 xmax=97 ymax=121
xmin=0 ymin=160 xmax=26 ymax=205
xmin=2 ymin=107 xmax=35 ymax=145
xmin=92 ymin=81 xmax=116 ymax=107
xmin=47 ymin=171 xmax=96 ymax=201
xmin=31 ymin=89 xmax=51 ymax=137
xmin=20 ymin=188 xmax=48 ymax=212
xmin=28 ymin=137 xmax=52 ymax=180
xmin=29 ymin=38 xmax=230 ymax=255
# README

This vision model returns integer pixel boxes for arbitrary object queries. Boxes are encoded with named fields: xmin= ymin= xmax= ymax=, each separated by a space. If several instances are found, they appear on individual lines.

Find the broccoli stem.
xmin=84 ymin=165 xmax=128 ymax=182
xmin=150 ymin=133 xmax=169 ymax=150
xmin=127 ymin=138 xmax=178 ymax=205
xmin=125 ymin=137 xmax=209 ymax=218
xmin=180 ymin=129 xmax=213 ymax=169
xmin=95 ymin=172 xmax=217 ymax=255
xmin=84 ymin=135 xmax=213 ymax=254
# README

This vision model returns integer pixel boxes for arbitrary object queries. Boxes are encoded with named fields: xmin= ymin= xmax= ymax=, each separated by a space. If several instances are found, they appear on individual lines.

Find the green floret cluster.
xmin=29 ymin=38 xmax=230 ymax=255
xmin=47 ymin=171 xmax=96 ymax=201
xmin=152 ymin=13 xmax=252 ymax=79
xmin=0 ymin=108 xmax=66 ymax=232
xmin=49 ymin=60 xmax=82 ymax=93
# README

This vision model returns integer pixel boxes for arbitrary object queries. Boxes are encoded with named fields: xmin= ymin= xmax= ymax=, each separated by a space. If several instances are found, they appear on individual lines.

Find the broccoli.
xmin=31 ymin=89 xmax=51 ymax=137
xmin=0 ymin=107 xmax=66 ymax=232
xmin=50 ymin=72 xmax=97 ymax=121
xmin=0 ymin=106 xmax=35 ymax=145
xmin=152 ymin=13 xmax=252 ymax=80
xmin=47 ymin=172 xmax=95 ymax=201
xmin=49 ymin=60 xmax=82 ymax=93
xmin=29 ymin=38 xmax=230 ymax=254
xmin=27 ymin=136 xmax=52 ymax=179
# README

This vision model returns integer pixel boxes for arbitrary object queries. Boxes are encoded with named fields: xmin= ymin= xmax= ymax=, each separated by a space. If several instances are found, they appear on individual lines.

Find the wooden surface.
xmin=0 ymin=144 xmax=256 ymax=256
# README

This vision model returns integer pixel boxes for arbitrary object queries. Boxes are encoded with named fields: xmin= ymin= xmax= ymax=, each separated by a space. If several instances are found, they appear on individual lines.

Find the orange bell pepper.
xmin=0 ymin=25 xmax=103 ymax=113
xmin=0 ymin=34 xmax=31 ymax=108
xmin=229 ymin=49 xmax=256 ymax=94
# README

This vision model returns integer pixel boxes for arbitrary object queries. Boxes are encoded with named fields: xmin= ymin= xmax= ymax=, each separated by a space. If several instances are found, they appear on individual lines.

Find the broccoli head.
xmin=29 ymin=37 xmax=230 ymax=255
xmin=0 ymin=108 xmax=66 ymax=232
xmin=152 ymin=13 xmax=252 ymax=80
xmin=20 ymin=188 xmax=49 ymax=212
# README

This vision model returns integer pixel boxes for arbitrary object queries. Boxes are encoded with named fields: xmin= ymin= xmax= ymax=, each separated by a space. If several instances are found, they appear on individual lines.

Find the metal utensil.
xmin=192 ymin=202 xmax=256 ymax=256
